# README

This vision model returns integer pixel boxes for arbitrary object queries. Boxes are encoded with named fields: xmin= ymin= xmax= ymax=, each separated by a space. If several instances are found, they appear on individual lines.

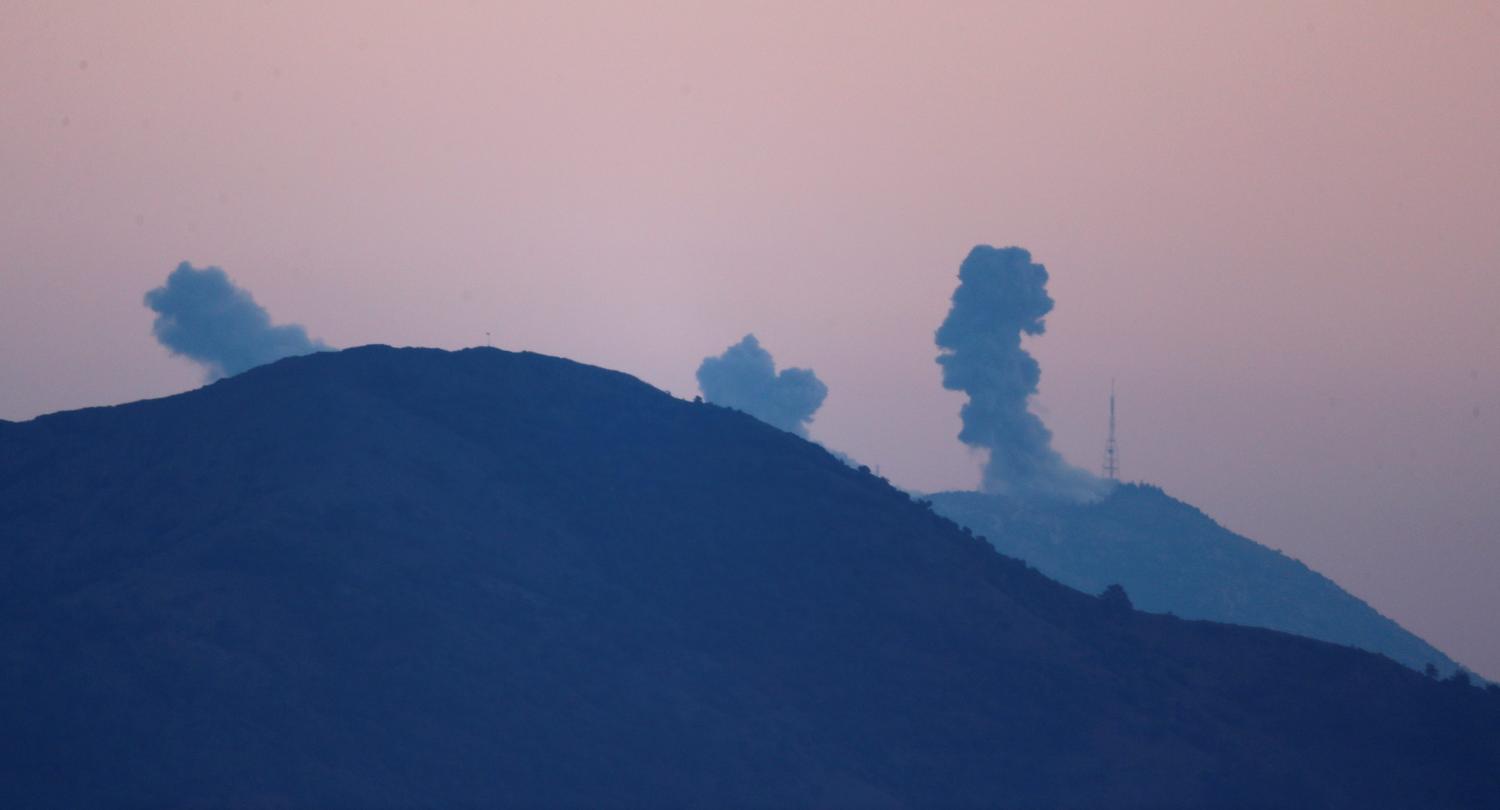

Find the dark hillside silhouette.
xmin=1 ymin=346 xmax=1497 ymax=807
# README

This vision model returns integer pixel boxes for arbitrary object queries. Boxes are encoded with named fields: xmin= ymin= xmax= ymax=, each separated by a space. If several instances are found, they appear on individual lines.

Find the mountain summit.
xmin=2 ymin=346 xmax=1497 ymax=807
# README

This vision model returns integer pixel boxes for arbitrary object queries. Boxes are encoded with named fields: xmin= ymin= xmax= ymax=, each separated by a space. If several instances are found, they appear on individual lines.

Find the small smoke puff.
xmin=144 ymin=262 xmax=329 ymax=380
xmin=697 ymin=334 xmax=827 ymax=437
xmin=936 ymin=246 xmax=1107 ymax=502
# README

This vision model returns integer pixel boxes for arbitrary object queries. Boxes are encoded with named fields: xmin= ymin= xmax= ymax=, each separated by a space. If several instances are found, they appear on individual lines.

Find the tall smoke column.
xmin=697 ymin=334 xmax=827 ymax=438
xmin=936 ymin=245 xmax=1107 ymax=501
xmin=144 ymin=262 xmax=329 ymax=380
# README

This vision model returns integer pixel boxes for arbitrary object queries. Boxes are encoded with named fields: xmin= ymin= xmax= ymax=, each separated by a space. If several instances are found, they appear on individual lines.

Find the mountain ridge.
xmin=927 ymin=484 xmax=1462 ymax=676
xmin=1 ymin=345 xmax=1497 ymax=808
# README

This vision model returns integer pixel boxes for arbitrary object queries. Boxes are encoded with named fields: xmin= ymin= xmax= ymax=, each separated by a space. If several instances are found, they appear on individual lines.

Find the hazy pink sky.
xmin=3 ymin=1 xmax=1498 ymax=675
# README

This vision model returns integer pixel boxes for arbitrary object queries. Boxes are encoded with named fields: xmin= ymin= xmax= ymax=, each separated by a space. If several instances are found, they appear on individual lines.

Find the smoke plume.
xmin=697 ymin=334 xmax=827 ymax=437
xmin=144 ymin=262 xmax=329 ymax=380
xmin=936 ymin=245 xmax=1107 ymax=502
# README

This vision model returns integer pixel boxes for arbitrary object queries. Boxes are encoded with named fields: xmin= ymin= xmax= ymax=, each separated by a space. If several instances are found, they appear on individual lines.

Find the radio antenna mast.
xmin=1103 ymin=380 xmax=1119 ymax=481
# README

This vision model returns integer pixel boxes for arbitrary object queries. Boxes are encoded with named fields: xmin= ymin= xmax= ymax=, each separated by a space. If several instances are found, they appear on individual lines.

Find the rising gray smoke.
xmin=936 ymin=245 xmax=1107 ymax=502
xmin=144 ymin=262 xmax=329 ymax=380
xmin=697 ymin=334 xmax=827 ymax=437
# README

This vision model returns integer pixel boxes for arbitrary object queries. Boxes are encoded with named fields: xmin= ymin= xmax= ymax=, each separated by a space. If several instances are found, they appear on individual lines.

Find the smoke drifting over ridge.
xmin=145 ymin=262 xmax=329 ymax=380
xmin=936 ymin=246 xmax=1107 ymax=502
xmin=697 ymin=334 xmax=827 ymax=437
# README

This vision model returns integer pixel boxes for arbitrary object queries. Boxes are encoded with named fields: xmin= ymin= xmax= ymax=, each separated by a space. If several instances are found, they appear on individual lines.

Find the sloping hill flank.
xmin=1 ymin=346 xmax=1497 ymax=808
xmin=929 ymin=486 xmax=1461 ymax=676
